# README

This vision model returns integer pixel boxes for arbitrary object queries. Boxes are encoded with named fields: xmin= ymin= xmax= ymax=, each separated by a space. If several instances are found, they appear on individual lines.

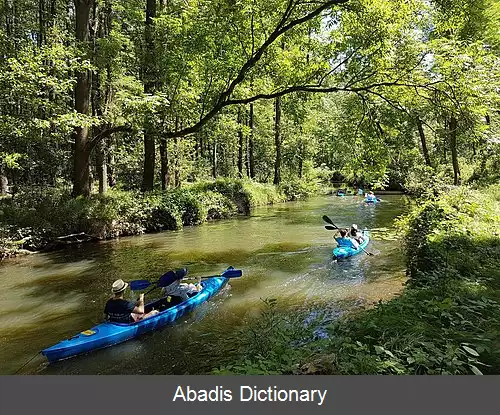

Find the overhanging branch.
xmin=164 ymin=0 xmax=349 ymax=139
xmin=87 ymin=124 xmax=133 ymax=151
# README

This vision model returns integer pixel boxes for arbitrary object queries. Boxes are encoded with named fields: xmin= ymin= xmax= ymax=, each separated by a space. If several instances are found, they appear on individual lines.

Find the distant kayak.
xmin=333 ymin=231 xmax=370 ymax=259
xmin=41 ymin=275 xmax=230 ymax=363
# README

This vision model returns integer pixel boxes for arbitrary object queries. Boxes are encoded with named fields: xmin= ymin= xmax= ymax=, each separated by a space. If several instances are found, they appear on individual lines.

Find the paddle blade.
xmin=157 ymin=270 xmax=178 ymax=288
xmin=220 ymin=268 xmax=242 ymax=279
xmin=322 ymin=215 xmax=334 ymax=225
xmin=130 ymin=280 xmax=152 ymax=291
xmin=325 ymin=225 xmax=337 ymax=230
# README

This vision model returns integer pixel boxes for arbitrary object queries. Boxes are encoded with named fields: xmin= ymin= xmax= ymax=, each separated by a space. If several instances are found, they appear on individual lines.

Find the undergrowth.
xmin=213 ymin=185 xmax=500 ymax=375
xmin=0 ymin=178 xmax=318 ymax=257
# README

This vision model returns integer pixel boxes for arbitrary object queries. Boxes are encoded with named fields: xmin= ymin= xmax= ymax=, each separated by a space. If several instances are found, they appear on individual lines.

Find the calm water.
xmin=0 ymin=195 xmax=408 ymax=374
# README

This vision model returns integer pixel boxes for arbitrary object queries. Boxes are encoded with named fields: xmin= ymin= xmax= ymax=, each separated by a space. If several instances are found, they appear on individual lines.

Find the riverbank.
xmin=0 ymin=178 xmax=322 ymax=260
xmin=214 ymin=184 xmax=500 ymax=375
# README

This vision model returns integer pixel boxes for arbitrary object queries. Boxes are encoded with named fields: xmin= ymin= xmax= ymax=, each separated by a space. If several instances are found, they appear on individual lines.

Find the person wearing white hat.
xmin=104 ymin=279 xmax=158 ymax=323
xmin=365 ymin=191 xmax=377 ymax=202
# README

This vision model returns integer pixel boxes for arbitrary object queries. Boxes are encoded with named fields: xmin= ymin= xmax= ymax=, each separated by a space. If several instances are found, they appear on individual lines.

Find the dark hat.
xmin=175 ymin=268 xmax=188 ymax=280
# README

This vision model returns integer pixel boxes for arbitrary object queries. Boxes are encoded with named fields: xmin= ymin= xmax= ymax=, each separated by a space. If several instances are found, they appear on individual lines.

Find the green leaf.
xmin=462 ymin=345 xmax=480 ymax=357
xmin=469 ymin=365 xmax=483 ymax=375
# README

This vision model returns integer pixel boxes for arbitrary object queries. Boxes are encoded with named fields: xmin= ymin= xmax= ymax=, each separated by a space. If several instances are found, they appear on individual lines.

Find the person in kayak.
xmin=350 ymin=224 xmax=366 ymax=243
xmin=161 ymin=268 xmax=203 ymax=301
xmin=335 ymin=228 xmax=359 ymax=249
xmin=104 ymin=279 xmax=159 ymax=323
xmin=365 ymin=191 xmax=377 ymax=202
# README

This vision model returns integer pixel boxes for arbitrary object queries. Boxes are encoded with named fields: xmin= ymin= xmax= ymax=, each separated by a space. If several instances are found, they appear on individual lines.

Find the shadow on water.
xmin=0 ymin=195 xmax=409 ymax=374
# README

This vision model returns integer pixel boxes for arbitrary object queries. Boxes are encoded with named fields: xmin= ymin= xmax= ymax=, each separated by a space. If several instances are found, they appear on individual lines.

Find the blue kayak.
xmin=364 ymin=198 xmax=378 ymax=204
xmin=41 ymin=276 xmax=229 ymax=363
xmin=333 ymin=231 xmax=370 ymax=259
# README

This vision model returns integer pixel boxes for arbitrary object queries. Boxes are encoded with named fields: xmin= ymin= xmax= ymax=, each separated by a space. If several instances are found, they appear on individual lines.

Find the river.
xmin=0 ymin=194 xmax=408 ymax=374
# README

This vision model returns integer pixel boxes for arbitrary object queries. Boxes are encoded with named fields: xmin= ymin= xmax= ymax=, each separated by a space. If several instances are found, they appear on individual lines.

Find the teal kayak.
xmin=333 ymin=231 xmax=370 ymax=259
xmin=41 ymin=275 xmax=229 ymax=363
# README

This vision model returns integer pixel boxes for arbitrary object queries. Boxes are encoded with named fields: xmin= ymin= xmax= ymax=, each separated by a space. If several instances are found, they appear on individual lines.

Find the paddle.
xmin=130 ymin=269 xmax=186 ymax=292
xmin=325 ymin=225 xmax=384 ymax=232
xmin=322 ymin=215 xmax=373 ymax=256
xmin=130 ymin=267 xmax=243 ymax=292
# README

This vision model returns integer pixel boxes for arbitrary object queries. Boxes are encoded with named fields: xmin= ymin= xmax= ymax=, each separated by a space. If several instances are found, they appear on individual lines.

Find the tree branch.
xmin=165 ymin=0 xmax=349 ymax=139
xmin=87 ymin=124 xmax=132 ymax=151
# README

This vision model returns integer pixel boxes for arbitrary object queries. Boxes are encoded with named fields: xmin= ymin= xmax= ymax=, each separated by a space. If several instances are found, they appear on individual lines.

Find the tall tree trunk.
xmin=298 ymin=138 xmax=304 ymax=179
xmin=0 ymin=161 xmax=8 ymax=194
xmin=49 ymin=0 xmax=56 ymax=29
xmin=159 ymin=138 xmax=169 ymax=190
xmin=141 ymin=0 xmax=157 ymax=192
xmin=38 ymin=0 xmax=45 ymax=47
xmin=173 ymin=117 xmax=181 ymax=187
xmin=174 ymin=136 xmax=180 ymax=187
xmin=248 ymin=103 xmax=255 ymax=179
xmin=212 ymin=138 xmax=217 ymax=179
xmin=91 ymin=1 xmax=108 ymax=194
xmin=442 ymin=118 xmax=447 ymax=163
xmin=237 ymin=108 xmax=244 ymax=178
xmin=72 ymin=0 xmax=93 ymax=197
xmin=107 ymin=152 xmax=116 ymax=187
xmin=245 ymin=109 xmax=250 ymax=177
xmin=449 ymin=116 xmax=460 ymax=185
xmin=273 ymin=96 xmax=282 ymax=185
xmin=479 ymin=114 xmax=490 ymax=173
xmin=416 ymin=117 xmax=432 ymax=167
xmin=96 ymin=141 xmax=107 ymax=193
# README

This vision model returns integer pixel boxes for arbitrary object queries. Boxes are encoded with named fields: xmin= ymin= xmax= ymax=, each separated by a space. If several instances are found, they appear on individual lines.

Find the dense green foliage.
xmin=1 ymin=178 xmax=313 ymax=257
xmin=213 ymin=186 xmax=500 ymax=374
xmin=0 ymin=0 xmax=498 ymax=197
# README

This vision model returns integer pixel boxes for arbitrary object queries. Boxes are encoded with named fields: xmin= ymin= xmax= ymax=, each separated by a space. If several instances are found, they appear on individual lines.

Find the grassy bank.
xmin=213 ymin=185 xmax=500 ymax=375
xmin=0 ymin=178 xmax=321 ymax=259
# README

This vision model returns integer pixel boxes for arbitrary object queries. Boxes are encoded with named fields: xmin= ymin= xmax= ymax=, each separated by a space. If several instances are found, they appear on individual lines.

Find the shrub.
xmin=279 ymin=179 xmax=319 ymax=201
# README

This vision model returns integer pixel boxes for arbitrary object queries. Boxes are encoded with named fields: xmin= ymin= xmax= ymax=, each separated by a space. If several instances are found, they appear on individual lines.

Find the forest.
xmin=0 ymin=0 xmax=499 ymax=375
xmin=0 ymin=0 xmax=497 ymax=195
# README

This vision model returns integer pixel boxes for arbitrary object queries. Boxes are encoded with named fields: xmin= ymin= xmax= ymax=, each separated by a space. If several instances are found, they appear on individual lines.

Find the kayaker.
xmin=350 ymin=224 xmax=366 ymax=243
xmin=365 ymin=191 xmax=377 ymax=202
xmin=335 ymin=228 xmax=359 ymax=249
xmin=104 ymin=279 xmax=159 ymax=323
xmin=161 ymin=268 xmax=203 ymax=301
